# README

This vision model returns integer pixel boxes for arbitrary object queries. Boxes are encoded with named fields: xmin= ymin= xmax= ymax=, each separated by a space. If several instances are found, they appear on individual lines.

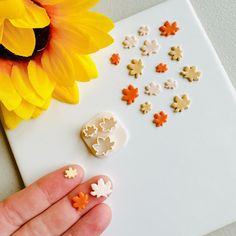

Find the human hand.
xmin=0 ymin=165 xmax=112 ymax=236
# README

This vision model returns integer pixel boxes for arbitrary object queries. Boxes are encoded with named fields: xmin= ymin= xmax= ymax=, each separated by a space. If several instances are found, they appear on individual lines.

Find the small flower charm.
xmin=164 ymin=79 xmax=177 ymax=89
xmin=72 ymin=192 xmax=89 ymax=211
xmin=140 ymin=40 xmax=159 ymax=56
xmin=168 ymin=46 xmax=183 ymax=61
xmin=180 ymin=66 xmax=201 ymax=82
xmin=127 ymin=59 xmax=144 ymax=78
xmin=171 ymin=94 xmax=191 ymax=112
xmin=140 ymin=102 xmax=152 ymax=114
xmin=145 ymin=82 xmax=161 ymax=96
xmin=123 ymin=36 xmax=138 ymax=49
xmin=159 ymin=21 xmax=179 ymax=37
xmin=156 ymin=63 xmax=168 ymax=73
xmin=122 ymin=84 xmax=139 ymax=105
xmin=82 ymin=125 xmax=98 ymax=138
xmin=92 ymin=137 xmax=115 ymax=157
xmin=99 ymin=117 xmax=117 ymax=132
xmin=110 ymin=53 xmax=120 ymax=65
xmin=64 ymin=167 xmax=78 ymax=179
xmin=153 ymin=111 xmax=168 ymax=127
xmin=138 ymin=25 xmax=150 ymax=36
xmin=90 ymin=178 xmax=112 ymax=198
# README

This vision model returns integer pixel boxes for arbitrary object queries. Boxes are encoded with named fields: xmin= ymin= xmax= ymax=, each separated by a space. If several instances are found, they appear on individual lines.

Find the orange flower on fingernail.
xmin=72 ymin=192 xmax=89 ymax=211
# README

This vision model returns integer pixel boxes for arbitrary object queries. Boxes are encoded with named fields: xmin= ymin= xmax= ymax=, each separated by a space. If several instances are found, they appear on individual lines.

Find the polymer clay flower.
xmin=90 ymin=178 xmax=112 ymax=198
xmin=82 ymin=125 xmax=98 ymax=138
xmin=99 ymin=117 xmax=117 ymax=132
xmin=0 ymin=0 xmax=114 ymax=129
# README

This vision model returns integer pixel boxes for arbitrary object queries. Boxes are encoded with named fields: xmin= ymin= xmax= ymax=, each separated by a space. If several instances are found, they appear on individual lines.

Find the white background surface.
xmin=0 ymin=0 xmax=236 ymax=235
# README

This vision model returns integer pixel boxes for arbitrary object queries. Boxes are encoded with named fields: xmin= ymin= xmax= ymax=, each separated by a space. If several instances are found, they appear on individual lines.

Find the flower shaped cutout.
xmin=159 ymin=21 xmax=180 ymax=37
xmin=169 ymin=46 xmax=183 ymax=61
xmin=123 ymin=36 xmax=138 ymax=49
xmin=110 ymin=53 xmax=120 ymax=65
xmin=171 ymin=94 xmax=191 ymax=112
xmin=82 ymin=125 xmax=98 ymax=138
xmin=180 ymin=66 xmax=201 ymax=82
xmin=164 ymin=79 xmax=177 ymax=89
xmin=140 ymin=40 xmax=159 ymax=56
xmin=72 ymin=192 xmax=89 ymax=211
xmin=99 ymin=117 xmax=117 ymax=132
xmin=156 ymin=63 xmax=168 ymax=73
xmin=140 ymin=102 xmax=152 ymax=114
xmin=92 ymin=137 xmax=115 ymax=157
xmin=145 ymin=82 xmax=161 ymax=96
xmin=153 ymin=111 xmax=168 ymax=127
xmin=64 ymin=167 xmax=78 ymax=179
xmin=90 ymin=178 xmax=112 ymax=198
xmin=122 ymin=84 xmax=139 ymax=105
xmin=138 ymin=25 xmax=150 ymax=36
xmin=127 ymin=59 xmax=144 ymax=78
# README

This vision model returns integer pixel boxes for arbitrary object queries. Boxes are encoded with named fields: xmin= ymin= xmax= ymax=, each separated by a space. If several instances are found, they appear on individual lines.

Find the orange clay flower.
xmin=110 ymin=53 xmax=120 ymax=65
xmin=122 ymin=84 xmax=139 ymax=105
xmin=159 ymin=21 xmax=179 ymax=37
xmin=153 ymin=111 xmax=168 ymax=127
xmin=155 ymin=63 xmax=168 ymax=73
xmin=0 ymin=0 xmax=114 ymax=129
xmin=72 ymin=192 xmax=89 ymax=211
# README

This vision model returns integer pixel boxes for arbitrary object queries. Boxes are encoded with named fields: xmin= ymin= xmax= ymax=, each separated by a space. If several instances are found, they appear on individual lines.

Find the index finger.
xmin=0 ymin=165 xmax=84 ymax=236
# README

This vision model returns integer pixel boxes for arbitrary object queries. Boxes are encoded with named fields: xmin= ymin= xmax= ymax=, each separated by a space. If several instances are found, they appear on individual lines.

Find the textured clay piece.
xmin=99 ymin=117 xmax=117 ymax=132
xmin=156 ymin=63 xmax=168 ymax=73
xmin=90 ymin=178 xmax=112 ymax=198
xmin=81 ymin=112 xmax=128 ymax=158
xmin=153 ymin=111 xmax=168 ymax=127
xmin=72 ymin=192 xmax=89 ymax=211
xmin=169 ymin=46 xmax=183 ymax=61
xmin=122 ymin=84 xmax=139 ymax=105
xmin=123 ymin=36 xmax=138 ymax=49
xmin=64 ymin=167 xmax=78 ymax=179
xmin=140 ymin=102 xmax=152 ymax=114
xmin=159 ymin=21 xmax=179 ymax=37
xmin=127 ymin=59 xmax=144 ymax=78
xmin=110 ymin=53 xmax=120 ymax=65
xmin=138 ymin=25 xmax=150 ymax=36
xmin=145 ymin=82 xmax=161 ymax=96
xmin=82 ymin=125 xmax=98 ymax=138
xmin=171 ymin=94 xmax=191 ymax=112
xmin=92 ymin=137 xmax=115 ymax=157
xmin=140 ymin=40 xmax=159 ymax=56
xmin=180 ymin=66 xmax=201 ymax=82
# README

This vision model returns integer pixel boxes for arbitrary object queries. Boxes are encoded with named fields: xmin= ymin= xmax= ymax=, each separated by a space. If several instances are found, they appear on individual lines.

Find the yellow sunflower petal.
xmin=41 ymin=97 xmax=51 ymax=110
xmin=41 ymin=40 xmax=75 ymax=86
xmin=11 ymin=64 xmax=46 ymax=108
xmin=10 ymin=0 xmax=50 ymax=29
xmin=0 ymin=0 xmax=25 ymax=19
xmin=37 ymin=0 xmax=65 ymax=6
xmin=28 ymin=60 xmax=55 ymax=100
xmin=14 ymin=100 xmax=35 ymax=120
xmin=31 ymin=107 xmax=43 ymax=118
xmin=53 ymin=83 xmax=79 ymax=104
xmin=2 ymin=20 xmax=35 ymax=57
xmin=1 ymin=104 xmax=22 ymax=129
xmin=75 ymin=12 xmax=114 ymax=33
xmin=0 ymin=20 xmax=4 ymax=43
xmin=67 ymin=0 xmax=100 ymax=11
xmin=0 ymin=72 xmax=22 ymax=111
xmin=73 ymin=54 xmax=98 ymax=82
xmin=59 ymin=22 xmax=113 ymax=54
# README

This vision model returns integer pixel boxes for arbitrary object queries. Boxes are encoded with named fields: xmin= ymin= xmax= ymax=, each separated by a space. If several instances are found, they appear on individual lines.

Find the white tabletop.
xmin=0 ymin=0 xmax=236 ymax=235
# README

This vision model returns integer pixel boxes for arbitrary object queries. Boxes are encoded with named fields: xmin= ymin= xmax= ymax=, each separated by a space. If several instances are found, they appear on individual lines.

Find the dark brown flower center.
xmin=0 ymin=25 xmax=50 ymax=61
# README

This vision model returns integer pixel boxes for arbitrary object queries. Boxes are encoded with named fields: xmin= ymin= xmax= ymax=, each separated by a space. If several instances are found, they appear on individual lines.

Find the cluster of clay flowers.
xmin=0 ymin=0 xmax=114 ymax=129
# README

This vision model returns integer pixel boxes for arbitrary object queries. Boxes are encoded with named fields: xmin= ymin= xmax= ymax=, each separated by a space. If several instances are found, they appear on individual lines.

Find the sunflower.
xmin=0 ymin=0 xmax=114 ymax=129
